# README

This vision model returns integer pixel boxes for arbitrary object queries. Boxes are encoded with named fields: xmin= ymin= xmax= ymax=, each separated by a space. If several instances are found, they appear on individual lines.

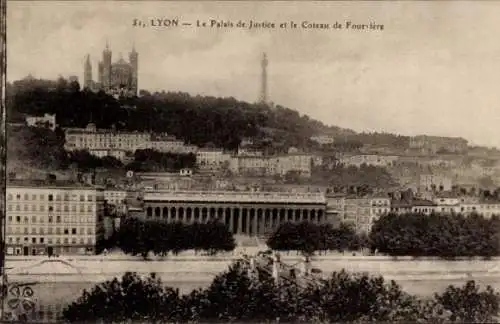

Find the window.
xmin=87 ymin=228 xmax=93 ymax=235
xmin=16 ymin=194 xmax=20 ymax=200
xmin=39 ymin=228 xmax=44 ymax=234
xmin=56 ymin=228 xmax=60 ymax=235
xmin=8 ymin=238 xmax=12 ymax=243
xmin=48 ymin=238 xmax=53 ymax=244
xmin=80 ymin=195 xmax=85 ymax=202
xmin=56 ymin=216 xmax=61 ymax=223
xmin=48 ymin=206 xmax=53 ymax=212
xmin=24 ymin=217 xmax=28 ymax=223
xmin=7 ymin=194 xmax=12 ymax=200
xmin=16 ymin=205 xmax=20 ymax=211
xmin=80 ymin=228 xmax=85 ymax=234
xmin=40 ymin=195 xmax=45 ymax=200
xmin=48 ymin=216 xmax=53 ymax=223
xmin=87 ymin=238 xmax=93 ymax=244
xmin=48 ymin=194 xmax=53 ymax=201
xmin=16 ymin=237 xmax=20 ymax=243
xmin=7 ymin=216 xmax=12 ymax=222
xmin=80 ymin=206 xmax=85 ymax=212
xmin=40 ymin=237 xmax=44 ymax=243
xmin=80 ymin=238 xmax=84 ymax=244
xmin=31 ymin=205 xmax=36 ymax=211
xmin=64 ymin=205 xmax=69 ymax=212
xmin=32 ymin=194 xmax=36 ymax=200
xmin=87 ymin=206 xmax=93 ymax=212
xmin=7 ymin=205 xmax=12 ymax=211
xmin=48 ymin=228 xmax=53 ymax=234
xmin=72 ymin=205 xmax=76 ymax=212
xmin=32 ymin=238 xmax=36 ymax=243
xmin=72 ymin=228 xmax=76 ymax=235
xmin=24 ymin=237 xmax=28 ymax=242
xmin=64 ymin=238 xmax=68 ymax=244
xmin=71 ymin=238 xmax=76 ymax=244
xmin=31 ymin=228 xmax=36 ymax=234
xmin=31 ymin=216 xmax=36 ymax=223
xmin=24 ymin=194 xmax=29 ymax=200
xmin=64 ymin=229 xmax=69 ymax=235
xmin=40 ymin=205 xmax=45 ymax=212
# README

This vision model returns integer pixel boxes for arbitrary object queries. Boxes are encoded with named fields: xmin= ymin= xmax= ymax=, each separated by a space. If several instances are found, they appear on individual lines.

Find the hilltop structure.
xmin=83 ymin=42 xmax=138 ymax=98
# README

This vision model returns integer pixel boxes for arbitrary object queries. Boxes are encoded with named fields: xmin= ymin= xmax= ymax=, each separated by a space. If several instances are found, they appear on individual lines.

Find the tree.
xmin=115 ymin=218 xmax=236 ymax=258
xmin=62 ymin=272 xmax=183 ymax=323
xmin=267 ymin=222 xmax=365 ymax=254
xmin=434 ymin=280 xmax=500 ymax=323
xmin=370 ymin=213 xmax=500 ymax=258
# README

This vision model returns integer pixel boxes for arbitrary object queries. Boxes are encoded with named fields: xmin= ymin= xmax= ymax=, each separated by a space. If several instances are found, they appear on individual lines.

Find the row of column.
xmin=145 ymin=206 xmax=325 ymax=235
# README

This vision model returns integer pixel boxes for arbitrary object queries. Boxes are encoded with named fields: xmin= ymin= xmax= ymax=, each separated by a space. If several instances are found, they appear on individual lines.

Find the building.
xmin=68 ymin=75 xmax=79 ymax=83
xmin=409 ymin=135 xmax=468 ymax=154
xmin=196 ymin=148 xmax=231 ymax=170
xmin=338 ymin=154 xmax=398 ymax=168
xmin=230 ymin=153 xmax=314 ymax=177
xmin=343 ymin=196 xmax=390 ymax=233
xmin=140 ymin=190 xmax=327 ymax=236
xmin=420 ymin=174 xmax=453 ymax=192
xmin=64 ymin=124 xmax=150 ymax=157
xmin=5 ymin=180 xmax=106 ymax=256
xmin=433 ymin=192 xmax=461 ymax=214
xmin=310 ymin=135 xmax=335 ymax=146
xmin=25 ymin=113 xmax=57 ymax=131
xmin=84 ymin=42 xmax=138 ymax=97
xmin=65 ymin=125 xmax=199 ymax=161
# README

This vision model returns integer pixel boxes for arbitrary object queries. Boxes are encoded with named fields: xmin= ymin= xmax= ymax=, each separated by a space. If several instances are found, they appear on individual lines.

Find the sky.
xmin=7 ymin=1 xmax=500 ymax=148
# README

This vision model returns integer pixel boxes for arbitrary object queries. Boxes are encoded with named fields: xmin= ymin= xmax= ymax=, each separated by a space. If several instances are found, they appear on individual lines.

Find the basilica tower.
xmin=129 ymin=43 xmax=138 ymax=96
xmin=83 ymin=54 xmax=92 ymax=90
xmin=102 ymin=41 xmax=112 ymax=90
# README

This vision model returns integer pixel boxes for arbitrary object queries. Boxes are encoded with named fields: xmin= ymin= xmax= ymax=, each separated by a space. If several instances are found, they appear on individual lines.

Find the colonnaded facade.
xmin=142 ymin=191 xmax=327 ymax=236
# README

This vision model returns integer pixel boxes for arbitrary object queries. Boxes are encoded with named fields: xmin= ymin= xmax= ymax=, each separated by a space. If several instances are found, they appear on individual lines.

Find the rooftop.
xmin=7 ymin=179 xmax=102 ymax=190
xmin=143 ymin=190 xmax=326 ymax=204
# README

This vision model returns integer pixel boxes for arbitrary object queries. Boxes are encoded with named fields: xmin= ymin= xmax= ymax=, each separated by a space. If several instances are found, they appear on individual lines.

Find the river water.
xmin=5 ymin=257 xmax=500 ymax=323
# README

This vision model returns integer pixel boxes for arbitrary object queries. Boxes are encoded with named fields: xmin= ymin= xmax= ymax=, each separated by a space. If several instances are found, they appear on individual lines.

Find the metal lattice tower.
xmin=259 ymin=53 xmax=268 ymax=105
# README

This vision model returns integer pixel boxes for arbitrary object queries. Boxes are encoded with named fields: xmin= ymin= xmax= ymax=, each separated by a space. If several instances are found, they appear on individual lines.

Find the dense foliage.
xmin=126 ymin=149 xmax=196 ymax=172
xmin=62 ymin=263 xmax=500 ymax=323
xmin=266 ymin=222 xmax=368 ymax=254
xmin=370 ymin=213 xmax=500 ymax=258
xmin=8 ymin=78 xmax=353 ymax=151
xmin=116 ymin=218 xmax=236 ymax=258
xmin=8 ymin=125 xmax=196 ymax=172
xmin=7 ymin=125 xmax=68 ymax=170
xmin=311 ymin=164 xmax=397 ymax=190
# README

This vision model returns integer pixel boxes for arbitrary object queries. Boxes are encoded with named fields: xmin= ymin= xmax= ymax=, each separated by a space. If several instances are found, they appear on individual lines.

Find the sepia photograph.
xmin=1 ymin=0 xmax=500 ymax=322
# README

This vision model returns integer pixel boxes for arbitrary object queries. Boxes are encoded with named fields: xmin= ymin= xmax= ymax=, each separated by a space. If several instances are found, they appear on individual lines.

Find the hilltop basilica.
xmin=83 ymin=42 xmax=138 ymax=98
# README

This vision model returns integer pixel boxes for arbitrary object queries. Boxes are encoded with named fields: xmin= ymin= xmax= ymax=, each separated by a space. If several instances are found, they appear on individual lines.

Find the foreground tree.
xmin=63 ymin=259 xmax=500 ymax=323
xmin=62 ymin=272 xmax=183 ymax=323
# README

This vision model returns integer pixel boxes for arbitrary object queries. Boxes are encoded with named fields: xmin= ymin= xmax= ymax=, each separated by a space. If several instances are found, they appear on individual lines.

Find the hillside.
xmin=7 ymin=78 xmax=356 ymax=152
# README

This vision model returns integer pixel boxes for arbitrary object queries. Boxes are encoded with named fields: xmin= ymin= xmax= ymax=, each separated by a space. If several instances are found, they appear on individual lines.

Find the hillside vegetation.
xmin=8 ymin=78 xmax=356 ymax=151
